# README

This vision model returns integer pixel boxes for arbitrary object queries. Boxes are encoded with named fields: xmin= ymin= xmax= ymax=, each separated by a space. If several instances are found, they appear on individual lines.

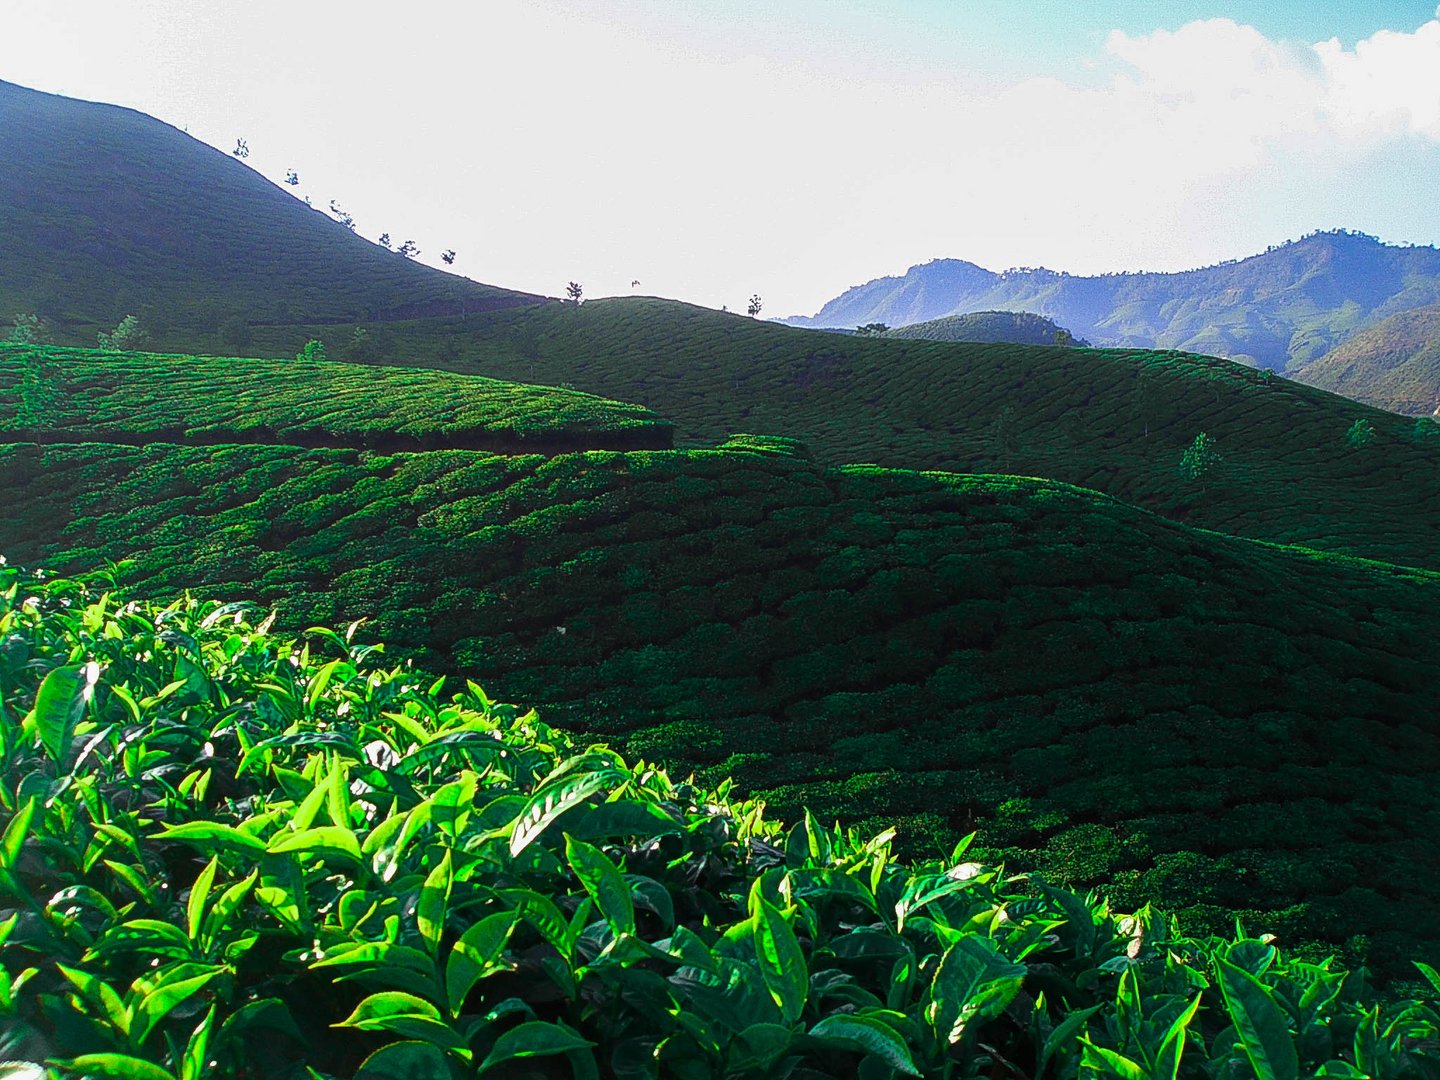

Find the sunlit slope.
xmin=881 ymin=310 xmax=1084 ymax=345
xmin=3 ymin=438 xmax=1438 ymax=967
xmin=0 ymin=80 xmax=544 ymax=341
xmin=248 ymin=298 xmax=1440 ymax=569
xmin=0 ymin=344 xmax=671 ymax=450
xmin=1295 ymin=306 xmax=1440 ymax=416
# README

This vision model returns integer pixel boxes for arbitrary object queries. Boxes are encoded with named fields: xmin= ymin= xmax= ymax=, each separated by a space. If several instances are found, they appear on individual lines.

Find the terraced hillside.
xmin=240 ymin=298 xmax=1440 ymax=570
xmin=1296 ymin=306 xmax=1440 ymax=416
xmin=0 ymin=79 xmax=545 ymax=343
xmin=3 ymin=436 xmax=1439 ymax=971
xmin=0 ymin=344 xmax=671 ymax=451
xmin=881 ymin=310 xmax=1085 ymax=346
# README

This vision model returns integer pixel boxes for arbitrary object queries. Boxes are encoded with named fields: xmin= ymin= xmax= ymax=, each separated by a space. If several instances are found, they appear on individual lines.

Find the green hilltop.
xmin=0 ymin=79 xmax=543 ymax=343
xmin=880 ymin=310 xmax=1085 ymax=346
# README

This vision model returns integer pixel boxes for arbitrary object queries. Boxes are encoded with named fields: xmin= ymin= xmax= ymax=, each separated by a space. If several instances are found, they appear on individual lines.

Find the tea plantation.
xmin=0 ymin=345 xmax=672 ymax=452
xmin=4 ymin=431 xmax=1440 ymax=975
xmin=4 ymin=566 xmax=1440 ymax=1078
xmin=237 ymin=298 xmax=1440 ymax=570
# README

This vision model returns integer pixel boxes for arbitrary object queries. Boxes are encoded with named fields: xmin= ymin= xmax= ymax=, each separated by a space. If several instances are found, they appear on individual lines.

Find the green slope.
xmin=1295 ymin=306 xmax=1440 ymax=416
xmin=237 ymin=298 xmax=1440 ymax=570
xmin=4 ymin=437 xmax=1439 ymax=969
xmin=881 ymin=309 xmax=1085 ymax=346
xmin=784 ymin=232 xmax=1440 ymax=372
xmin=0 ymin=79 xmax=545 ymax=343
xmin=0 ymin=343 xmax=672 ymax=451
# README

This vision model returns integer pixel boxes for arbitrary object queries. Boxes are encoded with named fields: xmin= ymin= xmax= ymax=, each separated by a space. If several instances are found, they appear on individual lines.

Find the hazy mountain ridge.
xmin=784 ymin=232 xmax=1440 ymax=374
xmin=1296 ymin=306 xmax=1440 ymax=416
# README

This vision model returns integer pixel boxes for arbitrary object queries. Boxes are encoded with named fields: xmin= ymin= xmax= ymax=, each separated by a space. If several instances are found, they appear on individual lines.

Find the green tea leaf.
xmin=354 ymin=1040 xmax=455 ymax=1080
xmin=477 ymin=1020 xmax=595 ymax=1074
xmin=751 ymin=892 xmax=807 ymax=1027
xmin=28 ymin=661 xmax=98 ymax=762
xmin=58 ymin=1055 xmax=176 ymax=1080
xmin=416 ymin=849 xmax=453 ymax=958
xmin=446 ymin=911 xmax=519 ymax=1016
xmin=267 ymin=825 xmax=363 ymax=865
xmin=1217 ymin=957 xmax=1299 ymax=1080
xmin=336 ymin=991 xmax=467 ymax=1051
xmin=565 ymin=834 xmax=635 ymax=938
xmin=808 ymin=1014 xmax=921 ymax=1077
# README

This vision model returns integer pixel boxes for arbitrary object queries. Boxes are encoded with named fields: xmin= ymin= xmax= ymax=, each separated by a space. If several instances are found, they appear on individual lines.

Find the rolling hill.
xmin=1295 ymin=305 xmax=1440 ymax=416
xmin=4 ymin=413 xmax=1440 ymax=970
xmin=782 ymin=232 xmax=1440 ymax=371
xmin=880 ymin=310 xmax=1085 ymax=346
xmin=0 ymin=78 xmax=545 ymax=343
xmin=230 ymin=299 xmax=1440 ymax=571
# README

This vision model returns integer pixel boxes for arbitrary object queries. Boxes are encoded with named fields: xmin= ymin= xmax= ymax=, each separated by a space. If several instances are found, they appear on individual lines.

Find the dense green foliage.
xmin=4 ymin=568 xmax=1440 ymax=1078
xmin=880 ymin=312 xmax=1084 ymax=347
xmin=0 ymin=344 xmax=672 ymax=451
xmin=234 ymin=298 xmax=1440 ymax=569
xmin=5 ymin=440 xmax=1439 ymax=971
xmin=0 ymin=80 xmax=542 ymax=345
xmin=1296 ymin=306 xmax=1440 ymax=416
xmin=783 ymin=233 xmax=1440 ymax=372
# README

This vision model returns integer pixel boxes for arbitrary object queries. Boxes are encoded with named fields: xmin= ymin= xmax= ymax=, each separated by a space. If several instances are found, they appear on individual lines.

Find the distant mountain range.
xmin=784 ymin=233 xmax=1440 ymax=381
xmin=1293 ymin=306 xmax=1440 ymax=416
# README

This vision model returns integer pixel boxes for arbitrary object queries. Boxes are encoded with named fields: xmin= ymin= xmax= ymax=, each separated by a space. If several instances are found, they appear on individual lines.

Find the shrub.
xmin=1178 ymin=431 xmax=1220 ymax=484
xmin=296 ymin=337 xmax=328 ymax=363
xmin=96 ymin=313 xmax=149 ymax=350
xmin=1347 ymin=418 xmax=1377 ymax=448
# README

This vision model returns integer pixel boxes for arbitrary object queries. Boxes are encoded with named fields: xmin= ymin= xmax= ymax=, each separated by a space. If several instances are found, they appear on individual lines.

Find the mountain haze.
xmin=786 ymin=232 xmax=1440 ymax=374
xmin=1296 ymin=306 xmax=1440 ymax=416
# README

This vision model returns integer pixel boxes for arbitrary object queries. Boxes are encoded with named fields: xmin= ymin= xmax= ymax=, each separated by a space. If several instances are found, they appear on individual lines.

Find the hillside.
xmin=0 ymin=79 xmax=545 ymax=343
xmin=881 ymin=310 xmax=1084 ymax=346
xmin=0 ymin=343 xmax=672 ymax=451
xmin=235 ymin=298 xmax=1440 ymax=571
xmin=782 ymin=232 xmax=1440 ymax=371
xmin=3 ymin=431 xmax=1440 ymax=969
xmin=1295 ymin=306 xmax=1440 ymax=416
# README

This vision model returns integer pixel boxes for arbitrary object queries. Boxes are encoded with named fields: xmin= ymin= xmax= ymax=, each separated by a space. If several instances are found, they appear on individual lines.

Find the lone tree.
xmin=747 ymin=294 xmax=763 ymax=318
xmin=329 ymin=201 xmax=356 ymax=230
xmin=285 ymin=169 xmax=300 ymax=186
xmin=441 ymin=249 xmax=457 ymax=265
xmin=566 ymin=282 xmax=584 ymax=306
xmin=855 ymin=322 xmax=889 ymax=336
xmin=296 ymin=339 xmax=328 ymax=363
xmin=233 ymin=138 xmax=249 ymax=159
xmin=8 ymin=313 xmax=54 ymax=345
xmin=1345 ymin=418 xmax=1376 ymax=448
xmin=377 ymin=233 xmax=392 ymax=250
xmin=1179 ymin=431 xmax=1221 ymax=486
xmin=97 ymin=315 xmax=149 ymax=351
xmin=396 ymin=239 xmax=420 ymax=259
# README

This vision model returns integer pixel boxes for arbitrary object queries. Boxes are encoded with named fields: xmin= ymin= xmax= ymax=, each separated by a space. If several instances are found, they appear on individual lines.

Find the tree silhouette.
xmin=566 ymin=282 xmax=584 ymax=306
xmin=442 ymin=250 xmax=457 ymax=265
xmin=233 ymin=138 xmax=249 ymax=159
xmin=747 ymin=294 xmax=763 ymax=318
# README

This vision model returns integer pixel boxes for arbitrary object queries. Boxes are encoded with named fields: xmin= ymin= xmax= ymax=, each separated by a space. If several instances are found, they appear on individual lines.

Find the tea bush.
xmin=4 ymin=564 xmax=1440 ymax=1078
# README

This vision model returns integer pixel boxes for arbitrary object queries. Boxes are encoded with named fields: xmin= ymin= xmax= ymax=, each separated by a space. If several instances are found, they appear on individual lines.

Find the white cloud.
xmin=1316 ymin=21 xmax=1440 ymax=138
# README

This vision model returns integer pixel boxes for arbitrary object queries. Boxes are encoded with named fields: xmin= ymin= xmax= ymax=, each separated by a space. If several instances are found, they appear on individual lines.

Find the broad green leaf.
xmin=808 ymin=1014 xmax=921 ymax=1077
xmin=1 ymin=797 xmax=36 ymax=875
xmin=477 ymin=1020 xmax=596 ymax=1074
xmin=159 ymin=821 xmax=268 ymax=857
xmin=28 ymin=661 xmax=98 ymax=762
xmin=185 ymin=857 xmax=219 ymax=941
xmin=57 ymin=963 xmax=130 ymax=1039
xmin=927 ymin=935 xmax=1026 ymax=1044
xmin=750 ymin=892 xmax=807 ymax=1027
xmin=510 ymin=770 xmax=613 ymax=855
xmin=180 ymin=1004 xmax=217 ymax=1080
xmin=1154 ymin=992 xmax=1203 ymax=1080
xmin=1217 ymin=958 xmax=1299 ymax=1080
xmin=133 ymin=964 xmax=225 ymax=1046
xmin=416 ymin=849 xmax=453 ymax=958
xmin=354 ymin=1040 xmax=455 ymax=1080
xmin=336 ymin=992 xmax=467 ymax=1051
xmin=565 ymin=834 xmax=635 ymax=938
xmin=728 ymin=1023 xmax=793 ymax=1073
xmin=1080 ymin=1042 xmax=1149 ymax=1080
xmin=446 ymin=911 xmax=519 ymax=1015
xmin=1415 ymin=961 xmax=1440 ymax=998
xmin=305 ymin=658 xmax=344 ymax=714
xmin=58 ymin=1055 xmax=176 ymax=1080
xmin=267 ymin=825 xmax=363 ymax=864
xmin=1038 ymin=1004 xmax=1102 ymax=1076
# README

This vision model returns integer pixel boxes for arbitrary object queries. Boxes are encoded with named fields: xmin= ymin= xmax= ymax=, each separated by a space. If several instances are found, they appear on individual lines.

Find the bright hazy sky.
xmin=5 ymin=1 xmax=1440 ymax=315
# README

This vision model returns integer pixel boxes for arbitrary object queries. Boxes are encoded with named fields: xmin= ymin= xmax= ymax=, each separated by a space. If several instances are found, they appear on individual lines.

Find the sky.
xmin=4 ymin=1 xmax=1440 ymax=316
